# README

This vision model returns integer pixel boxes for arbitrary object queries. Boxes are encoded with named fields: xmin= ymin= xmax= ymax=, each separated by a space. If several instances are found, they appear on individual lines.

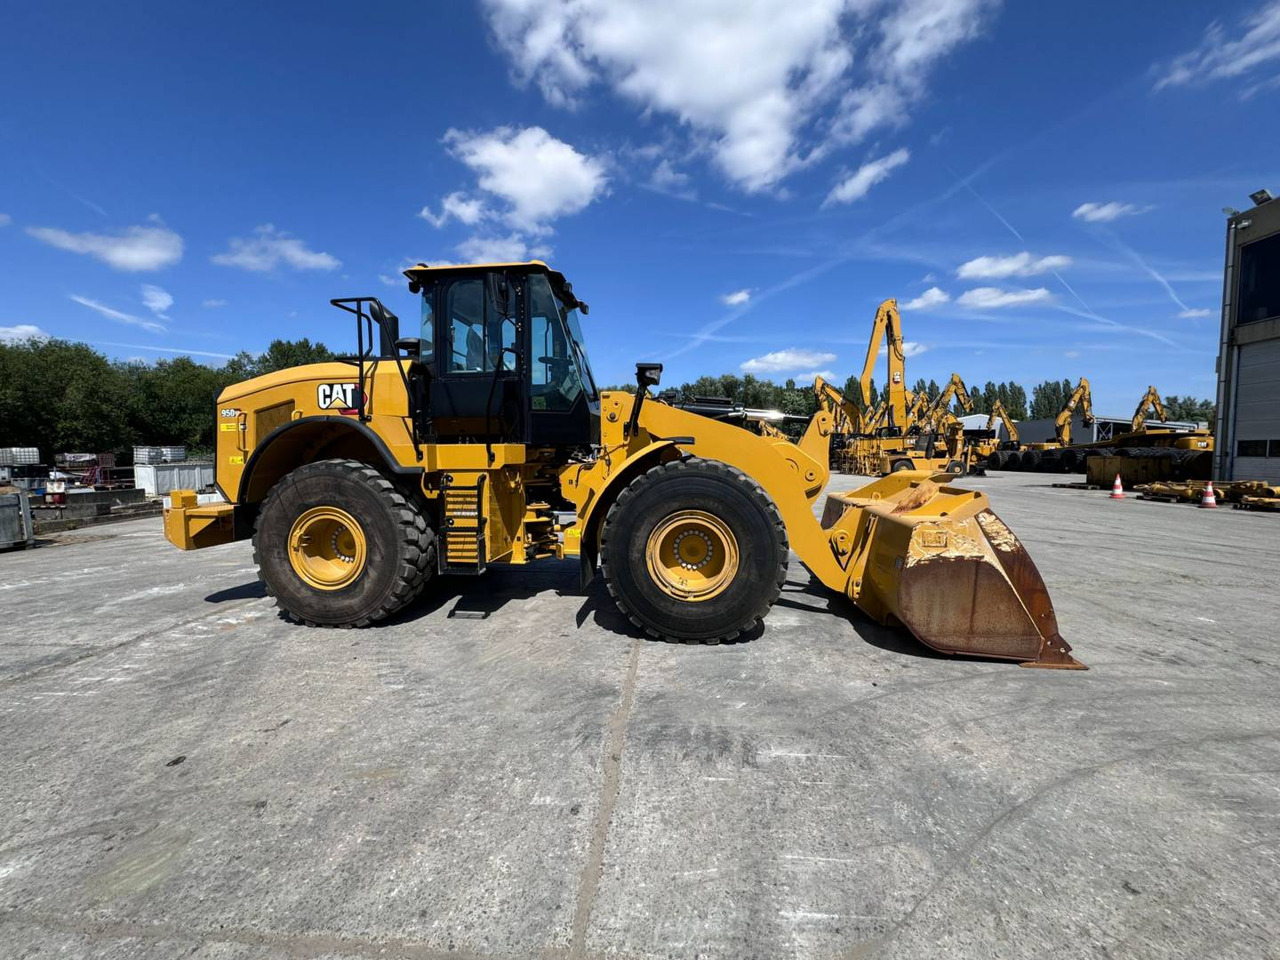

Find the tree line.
xmin=1 ymin=333 xmax=1216 ymax=462
xmin=1028 ymin=378 xmax=1214 ymax=422
xmin=0 ymin=337 xmax=335 ymax=461
xmin=608 ymin=372 xmax=1215 ymax=430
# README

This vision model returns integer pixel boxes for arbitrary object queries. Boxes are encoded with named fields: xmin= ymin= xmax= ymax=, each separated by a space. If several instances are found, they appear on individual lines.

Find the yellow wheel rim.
xmin=645 ymin=510 xmax=740 ymax=602
xmin=287 ymin=506 xmax=367 ymax=591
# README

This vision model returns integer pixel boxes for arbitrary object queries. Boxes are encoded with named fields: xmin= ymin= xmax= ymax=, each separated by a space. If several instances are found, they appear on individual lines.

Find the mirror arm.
xmin=625 ymin=363 xmax=664 ymax=439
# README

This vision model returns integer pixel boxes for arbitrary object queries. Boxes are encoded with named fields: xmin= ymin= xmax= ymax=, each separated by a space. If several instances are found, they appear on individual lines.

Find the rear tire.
xmin=600 ymin=458 xmax=786 ymax=643
xmin=891 ymin=459 xmax=914 ymax=472
xmin=254 ymin=459 xmax=435 ymax=627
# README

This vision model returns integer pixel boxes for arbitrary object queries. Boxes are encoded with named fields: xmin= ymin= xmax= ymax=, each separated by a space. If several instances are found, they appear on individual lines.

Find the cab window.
xmin=529 ymin=274 xmax=583 ymax=411
xmin=418 ymin=283 xmax=435 ymax=364
xmin=445 ymin=277 xmax=515 ymax=373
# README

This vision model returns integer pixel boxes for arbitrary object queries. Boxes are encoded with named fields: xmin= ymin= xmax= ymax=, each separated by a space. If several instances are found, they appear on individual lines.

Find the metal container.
xmin=133 ymin=445 xmax=187 ymax=465
xmin=135 ymin=461 xmax=215 ymax=497
xmin=0 ymin=448 xmax=40 ymax=466
xmin=0 ymin=492 xmax=35 ymax=550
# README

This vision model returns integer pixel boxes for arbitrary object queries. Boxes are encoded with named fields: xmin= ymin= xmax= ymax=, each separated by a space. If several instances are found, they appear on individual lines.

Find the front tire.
xmin=600 ymin=458 xmax=787 ymax=643
xmin=254 ymin=459 xmax=435 ymax=627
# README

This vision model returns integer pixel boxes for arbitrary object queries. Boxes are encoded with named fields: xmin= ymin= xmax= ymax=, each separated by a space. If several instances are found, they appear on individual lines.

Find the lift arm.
xmin=1131 ymin=385 xmax=1168 ymax=432
xmin=1055 ymin=377 xmax=1094 ymax=446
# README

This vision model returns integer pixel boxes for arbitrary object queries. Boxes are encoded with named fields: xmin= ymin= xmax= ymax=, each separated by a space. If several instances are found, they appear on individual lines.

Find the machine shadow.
xmin=382 ymin=557 xmax=764 ymax=644
xmin=775 ymin=571 xmax=953 ymax=663
xmin=205 ymin=581 xmax=269 ymax=603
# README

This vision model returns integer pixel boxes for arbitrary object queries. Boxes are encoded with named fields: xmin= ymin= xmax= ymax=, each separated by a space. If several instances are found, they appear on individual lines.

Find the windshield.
xmin=563 ymin=305 xmax=598 ymax=400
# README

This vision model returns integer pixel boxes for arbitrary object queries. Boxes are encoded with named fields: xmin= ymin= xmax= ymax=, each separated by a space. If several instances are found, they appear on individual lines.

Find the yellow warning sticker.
xmin=229 ymin=455 xmax=244 ymax=465
xmin=220 ymin=423 xmax=239 ymax=432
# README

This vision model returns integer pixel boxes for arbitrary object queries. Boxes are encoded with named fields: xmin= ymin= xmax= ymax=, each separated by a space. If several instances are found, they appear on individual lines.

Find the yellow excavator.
xmin=918 ymin=374 xmax=974 ymax=435
xmin=756 ymin=420 xmax=788 ymax=440
xmin=974 ymin=400 xmax=1021 ymax=470
xmin=164 ymin=261 xmax=1082 ymax=669
xmin=1010 ymin=378 xmax=1094 ymax=471
xmin=1131 ymin=385 xmax=1168 ymax=432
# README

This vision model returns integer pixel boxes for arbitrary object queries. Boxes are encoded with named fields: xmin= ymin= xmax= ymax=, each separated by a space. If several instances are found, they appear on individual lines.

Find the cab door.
xmin=425 ymin=272 xmax=522 ymax=440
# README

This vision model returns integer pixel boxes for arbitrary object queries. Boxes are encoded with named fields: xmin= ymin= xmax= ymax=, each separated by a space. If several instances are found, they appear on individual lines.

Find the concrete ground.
xmin=1 ymin=471 xmax=1277 ymax=959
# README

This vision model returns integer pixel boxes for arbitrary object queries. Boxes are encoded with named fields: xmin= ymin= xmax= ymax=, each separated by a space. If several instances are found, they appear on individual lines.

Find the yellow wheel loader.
xmin=165 ymin=261 xmax=1083 ymax=668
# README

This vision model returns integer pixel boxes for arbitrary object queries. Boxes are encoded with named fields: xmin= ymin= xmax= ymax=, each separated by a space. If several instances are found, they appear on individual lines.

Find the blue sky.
xmin=2 ymin=0 xmax=1278 ymax=415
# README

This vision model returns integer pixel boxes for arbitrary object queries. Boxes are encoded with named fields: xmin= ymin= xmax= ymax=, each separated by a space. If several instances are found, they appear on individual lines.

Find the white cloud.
xmin=1154 ymin=1 xmax=1280 ymax=92
xmin=378 ymin=274 xmax=401 ymax=287
xmin=201 ymin=299 xmax=227 ymax=308
xmin=212 ymin=225 xmax=340 ymax=272
xmin=877 ymin=340 xmax=928 ymax=358
xmin=419 ymin=191 xmax=490 ymax=228
xmin=956 ymin=252 xmax=1072 ymax=279
xmin=27 ymin=220 xmax=183 ymax=271
xmin=721 ymin=289 xmax=752 ymax=306
xmin=140 ymin=284 xmax=173 ymax=319
xmin=1179 ymin=308 xmax=1212 ymax=318
xmin=825 ymin=147 xmax=910 ymax=205
xmin=69 ymin=294 xmax=166 ymax=334
xmin=455 ymin=233 xmax=553 ymax=264
xmin=0 ymin=213 xmax=11 ymax=227
xmin=956 ymin=287 xmax=1053 ymax=309
xmin=1072 ymin=201 xmax=1148 ymax=223
xmin=741 ymin=347 xmax=837 ymax=374
xmin=903 ymin=286 xmax=950 ymax=310
xmin=93 ymin=340 xmax=236 ymax=361
xmin=648 ymin=159 xmax=696 ymax=200
xmin=444 ymin=126 xmax=607 ymax=234
xmin=1064 ymin=349 xmax=1080 ymax=359
xmin=0 ymin=324 xmax=47 ymax=342
xmin=482 ymin=0 xmax=996 ymax=193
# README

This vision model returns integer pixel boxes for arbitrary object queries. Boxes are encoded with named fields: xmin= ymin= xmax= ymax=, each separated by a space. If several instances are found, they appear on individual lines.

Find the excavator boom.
xmin=1131 ymin=385 xmax=1168 ymax=432
xmin=1054 ymin=378 xmax=1094 ymax=447
xmin=855 ymin=300 xmax=907 ymax=433
xmin=921 ymin=373 xmax=974 ymax=433
xmin=987 ymin=399 xmax=1019 ymax=444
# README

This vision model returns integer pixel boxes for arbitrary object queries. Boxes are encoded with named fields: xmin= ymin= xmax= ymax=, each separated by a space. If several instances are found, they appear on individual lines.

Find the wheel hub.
xmin=645 ymin=510 xmax=740 ymax=602
xmin=288 ymin=506 xmax=367 ymax=590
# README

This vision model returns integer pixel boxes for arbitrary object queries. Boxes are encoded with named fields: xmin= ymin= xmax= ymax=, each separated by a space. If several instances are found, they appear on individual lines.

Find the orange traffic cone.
xmin=1110 ymin=473 xmax=1124 ymax=500
xmin=1199 ymin=481 xmax=1218 ymax=509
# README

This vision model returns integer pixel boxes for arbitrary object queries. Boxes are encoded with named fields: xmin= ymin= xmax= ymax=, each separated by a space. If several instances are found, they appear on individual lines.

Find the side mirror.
xmin=395 ymin=337 xmax=422 ymax=358
xmin=635 ymin=362 xmax=663 ymax=391
xmin=625 ymin=363 xmax=664 ymax=439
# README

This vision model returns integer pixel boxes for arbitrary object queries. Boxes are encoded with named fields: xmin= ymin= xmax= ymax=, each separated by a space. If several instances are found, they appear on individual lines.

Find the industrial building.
xmin=1216 ymin=190 xmax=1280 ymax=483
xmin=1012 ymin=413 xmax=1198 ymax=446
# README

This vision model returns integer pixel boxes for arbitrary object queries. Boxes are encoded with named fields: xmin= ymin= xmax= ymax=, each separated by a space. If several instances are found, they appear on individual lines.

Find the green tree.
xmin=0 ymin=338 xmax=130 ymax=460
xmin=251 ymin=338 xmax=335 ymax=375
xmin=1163 ymin=395 xmax=1215 ymax=423
xmin=1030 ymin=379 xmax=1069 ymax=419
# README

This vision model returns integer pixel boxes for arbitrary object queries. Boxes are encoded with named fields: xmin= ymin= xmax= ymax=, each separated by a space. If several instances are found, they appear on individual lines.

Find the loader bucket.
xmin=821 ymin=472 xmax=1085 ymax=669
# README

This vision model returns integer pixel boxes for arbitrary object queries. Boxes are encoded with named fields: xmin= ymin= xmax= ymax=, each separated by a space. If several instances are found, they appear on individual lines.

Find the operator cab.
xmin=401 ymin=260 xmax=600 ymax=448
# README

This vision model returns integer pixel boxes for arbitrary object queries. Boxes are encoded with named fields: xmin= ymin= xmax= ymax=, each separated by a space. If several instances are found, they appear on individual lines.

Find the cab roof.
xmin=401 ymin=260 xmax=567 ymax=287
xmin=401 ymin=260 xmax=582 ymax=310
